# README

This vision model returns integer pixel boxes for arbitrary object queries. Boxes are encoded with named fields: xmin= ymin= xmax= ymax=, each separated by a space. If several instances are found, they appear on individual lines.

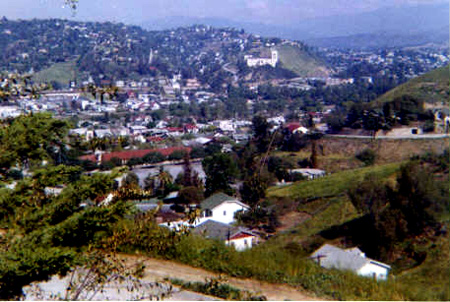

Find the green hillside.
xmin=32 ymin=61 xmax=81 ymax=87
xmin=275 ymin=44 xmax=330 ymax=77
xmin=375 ymin=65 xmax=449 ymax=105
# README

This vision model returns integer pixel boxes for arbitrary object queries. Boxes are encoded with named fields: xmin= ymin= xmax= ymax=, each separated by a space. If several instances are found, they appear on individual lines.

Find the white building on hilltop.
xmin=245 ymin=49 xmax=278 ymax=68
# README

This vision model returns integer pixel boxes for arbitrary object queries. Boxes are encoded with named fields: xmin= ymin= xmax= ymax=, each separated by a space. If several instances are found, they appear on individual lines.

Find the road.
xmin=127 ymin=255 xmax=325 ymax=301
xmin=326 ymin=134 xmax=449 ymax=140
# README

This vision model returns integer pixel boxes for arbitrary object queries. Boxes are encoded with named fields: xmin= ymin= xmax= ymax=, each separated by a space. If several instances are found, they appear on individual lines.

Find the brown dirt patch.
xmin=277 ymin=211 xmax=312 ymax=232
xmin=122 ymin=255 xmax=327 ymax=301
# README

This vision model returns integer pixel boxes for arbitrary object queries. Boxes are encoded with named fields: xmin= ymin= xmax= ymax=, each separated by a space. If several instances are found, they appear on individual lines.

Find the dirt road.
xmin=125 ymin=255 xmax=325 ymax=301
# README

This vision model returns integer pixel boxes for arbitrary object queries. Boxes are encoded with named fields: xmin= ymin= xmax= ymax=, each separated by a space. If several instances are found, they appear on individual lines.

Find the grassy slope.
xmin=275 ymin=44 xmax=330 ymax=77
xmin=32 ymin=61 xmax=81 ymax=86
xmin=268 ymin=162 xmax=400 ymax=199
xmin=265 ymin=159 xmax=449 ymax=301
xmin=375 ymin=65 xmax=449 ymax=105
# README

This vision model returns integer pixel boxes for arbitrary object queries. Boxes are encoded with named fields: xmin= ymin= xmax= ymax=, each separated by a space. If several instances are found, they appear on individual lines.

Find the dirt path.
xmin=124 ymin=255 xmax=326 ymax=301
xmin=277 ymin=211 xmax=312 ymax=232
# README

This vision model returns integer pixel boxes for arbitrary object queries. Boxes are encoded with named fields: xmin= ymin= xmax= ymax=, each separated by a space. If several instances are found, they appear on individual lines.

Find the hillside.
xmin=0 ymin=19 xmax=328 ymax=85
xmin=375 ymin=65 xmax=449 ymax=105
xmin=32 ymin=61 xmax=82 ymax=87
xmin=265 ymin=139 xmax=449 ymax=301
xmin=275 ymin=44 xmax=330 ymax=77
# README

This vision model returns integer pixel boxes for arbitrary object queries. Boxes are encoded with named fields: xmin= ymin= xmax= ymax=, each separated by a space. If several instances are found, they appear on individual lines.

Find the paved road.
xmin=326 ymin=134 xmax=449 ymax=140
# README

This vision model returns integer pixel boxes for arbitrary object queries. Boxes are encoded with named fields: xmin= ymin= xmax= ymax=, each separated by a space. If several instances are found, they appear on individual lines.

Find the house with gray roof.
xmin=196 ymin=193 xmax=250 ymax=225
xmin=192 ymin=220 xmax=257 ymax=251
xmin=310 ymin=244 xmax=391 ymax=280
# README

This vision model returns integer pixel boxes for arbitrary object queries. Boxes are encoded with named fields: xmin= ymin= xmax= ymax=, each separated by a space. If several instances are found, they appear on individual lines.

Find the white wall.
xmin=226 ymin=236 xmax=254 ymax=251
xmin=198 ymin=201 xmax=248 ymax=225
xmin=357 ymin=263 xmax=389 ymax=280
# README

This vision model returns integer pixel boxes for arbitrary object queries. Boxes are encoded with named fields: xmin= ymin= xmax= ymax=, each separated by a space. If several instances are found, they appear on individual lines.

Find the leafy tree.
xmin=203 ymin=153 xmax=238 ymax=197
xmin=168 ymin=150 xmax=187 ymax=161
xmin=0 ymin=113 xmax=69 ymax=172
xmin=355 ymin=148 xmax=376 ymax=166
xmin=178 ymin=186 xmax=204 ymax=206
xmin=123 ymin=172 xmax=140 ymax=188
xmin=142 ymin=152 xmax=166 ymax=164
xmin=252 ymin=115 xmax=271 ymax=153
xmin=239 ymin=173 xmax=267 ymax=208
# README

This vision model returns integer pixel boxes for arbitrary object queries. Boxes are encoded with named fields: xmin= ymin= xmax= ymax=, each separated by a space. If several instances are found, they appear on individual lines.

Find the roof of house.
xmin=310 ymin=244 xmax=391 ymax=272
xmin=200 ymin=192 xmax=249 ymax=210
xmin=192 ymin=220 xmax=255 ymax=241
xmin=79 ymin=146 xmax=191 ymax=162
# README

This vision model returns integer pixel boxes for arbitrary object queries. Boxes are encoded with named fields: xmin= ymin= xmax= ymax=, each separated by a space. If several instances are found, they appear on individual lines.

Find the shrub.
xmin=422 ymin=120 xmax=435 ymax=133
xmin=143 ymin=152 xmax=166 ymax=164
xmin=168 ymin=150 xmax=187 ymax=161
xmin=355 ymin=148 xmax=376 ymax=166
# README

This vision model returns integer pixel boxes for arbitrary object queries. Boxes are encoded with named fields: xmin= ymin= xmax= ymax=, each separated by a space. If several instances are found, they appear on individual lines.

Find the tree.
xmin=178 ymin=186 xmax=204 ymax=206
xmin=202 ymin=153 xmax=238 ymax=197
xmin=182 ymin=153 xmax=193 ymax=187
xmin=0 ymin=113 xmax=69 ymax=172
xmin=123 ymin=172 xmax=140 ymax=188
xmin=251 ymin=115 xmax=271 ymax=153
xmin=355 ymin=148 xmax=376 ymax=166
xmin=239 ymin=173 xmax=267 ymax=208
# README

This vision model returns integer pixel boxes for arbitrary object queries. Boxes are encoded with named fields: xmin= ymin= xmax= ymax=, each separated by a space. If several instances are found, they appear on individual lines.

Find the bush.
xmin=422 ymin=120 xmax=435 ymax=133
xmin=168 ymin=150 xmax=187 ymax=161
xmin=190 ymin=146 xmax=206 ymax=159
xmin=143 ymin=152 xmax=166 ymax=164
xmin=355 ymin=148 xmax=376 ymax=166
xmin=6 ymin=169 xmax=23 ymax=180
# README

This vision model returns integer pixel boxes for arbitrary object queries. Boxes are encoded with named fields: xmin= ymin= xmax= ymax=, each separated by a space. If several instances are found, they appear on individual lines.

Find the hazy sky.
xmin=0 ymin=0 xmax=446 ymax=25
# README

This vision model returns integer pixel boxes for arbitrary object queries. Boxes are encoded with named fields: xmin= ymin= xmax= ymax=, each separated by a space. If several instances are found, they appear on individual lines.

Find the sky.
xmin=0 ymin=0 xmax=446 ymax=26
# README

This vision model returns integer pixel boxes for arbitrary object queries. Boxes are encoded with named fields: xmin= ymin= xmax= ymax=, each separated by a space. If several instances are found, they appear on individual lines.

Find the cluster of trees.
xmin=347 ymin=156 xmax=448 ymax=259
xmin=325 ymin=95 xmax=435 ymax=134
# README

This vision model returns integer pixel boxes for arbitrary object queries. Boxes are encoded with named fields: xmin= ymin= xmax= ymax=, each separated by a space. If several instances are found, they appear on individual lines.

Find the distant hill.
xmin=32 ymin=61 xmax=82 ymax=87
xmin=275 ymin=44 xmax=330 ymax=77
xmin=375 ymin=65 xmax=449 ymax=105
xmin=0 ymin=19 xmax=327 ymax=85
xmin=144 ymin=2 xmax=449 ymax=49
xmin=306 ymin=27 xmax=449 ymax=50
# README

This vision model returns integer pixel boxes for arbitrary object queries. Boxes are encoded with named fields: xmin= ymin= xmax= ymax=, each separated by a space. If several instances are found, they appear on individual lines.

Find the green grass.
xmin=268 ymin=162 xmax=401 ymax=200
xmin=32 ymin=61 xmax=81 ymax=86
xmin=375 ymin=65 xmax=449 ymax=105
xmin=275 ymin=44 xmax=329 ymax=77
xmin=291 ymin=197 xmax=359 ymax=238
xmin=394 ymin=233 xmax=449 ymax=301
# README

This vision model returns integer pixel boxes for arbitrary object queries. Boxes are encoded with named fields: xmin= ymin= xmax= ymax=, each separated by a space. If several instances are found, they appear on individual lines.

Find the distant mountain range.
xmin=143 ymin=2 xmax=449 ymax=49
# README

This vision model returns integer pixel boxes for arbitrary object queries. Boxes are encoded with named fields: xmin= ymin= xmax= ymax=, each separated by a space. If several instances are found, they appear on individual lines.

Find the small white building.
xmin=245 ymin=49 xmax=278 ymax=68
xmin=193 ymin=220 xmax=257 ymax=251
xmin=196 ymin=192 xmax=250 ymax=225
xmin=310 ymin=244 xmax=391 ymax=280
xmin=290 ymin=168 xmax=326 ymax=180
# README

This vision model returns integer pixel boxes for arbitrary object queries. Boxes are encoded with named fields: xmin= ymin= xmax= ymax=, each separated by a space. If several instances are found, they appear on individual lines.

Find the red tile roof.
xmin=80 ymin=146 xmax=191 ymax=163
xmin=230 ymin=232 xmax=255 ymax=240
xmin=285 ymin=122 xmax=301 ymax=133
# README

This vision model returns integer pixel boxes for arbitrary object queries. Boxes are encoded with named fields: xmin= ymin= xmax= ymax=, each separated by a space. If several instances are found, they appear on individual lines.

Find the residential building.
xmin=311 ymin=244 xmax=391 ymax=280
xmin=196 ymin=192 xmax=250 ymax=225
xmin=193 ymin=220 xmax=257 ymax=251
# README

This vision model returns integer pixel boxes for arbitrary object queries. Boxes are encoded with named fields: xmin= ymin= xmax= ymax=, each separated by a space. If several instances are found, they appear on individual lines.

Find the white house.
xmin=192 ymin=220 xmax=257 ymax=251
xmin=290 ymin=168 xmax=326 ymax=180
xmin=196 ymin=193 xmax=250 ymax=225
xmin=245 ymin=49 xmax=278 ymax=68
xmin=310 ymin=244 xmax=391 ymax=280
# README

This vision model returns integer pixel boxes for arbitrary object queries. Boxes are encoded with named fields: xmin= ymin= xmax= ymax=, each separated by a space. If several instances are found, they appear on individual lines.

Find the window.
xmin=223 ymin=210 xmax=226 ymax=216
xmin=205 ymin=209 xmax=212 ymax=217
xmin=244 ymin=239 xmax=248 ymax=245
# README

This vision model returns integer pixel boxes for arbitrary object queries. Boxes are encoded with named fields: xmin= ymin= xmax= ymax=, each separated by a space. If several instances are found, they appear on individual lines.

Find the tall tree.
xmin=202 ymin=153 xmax=238 ymax=197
